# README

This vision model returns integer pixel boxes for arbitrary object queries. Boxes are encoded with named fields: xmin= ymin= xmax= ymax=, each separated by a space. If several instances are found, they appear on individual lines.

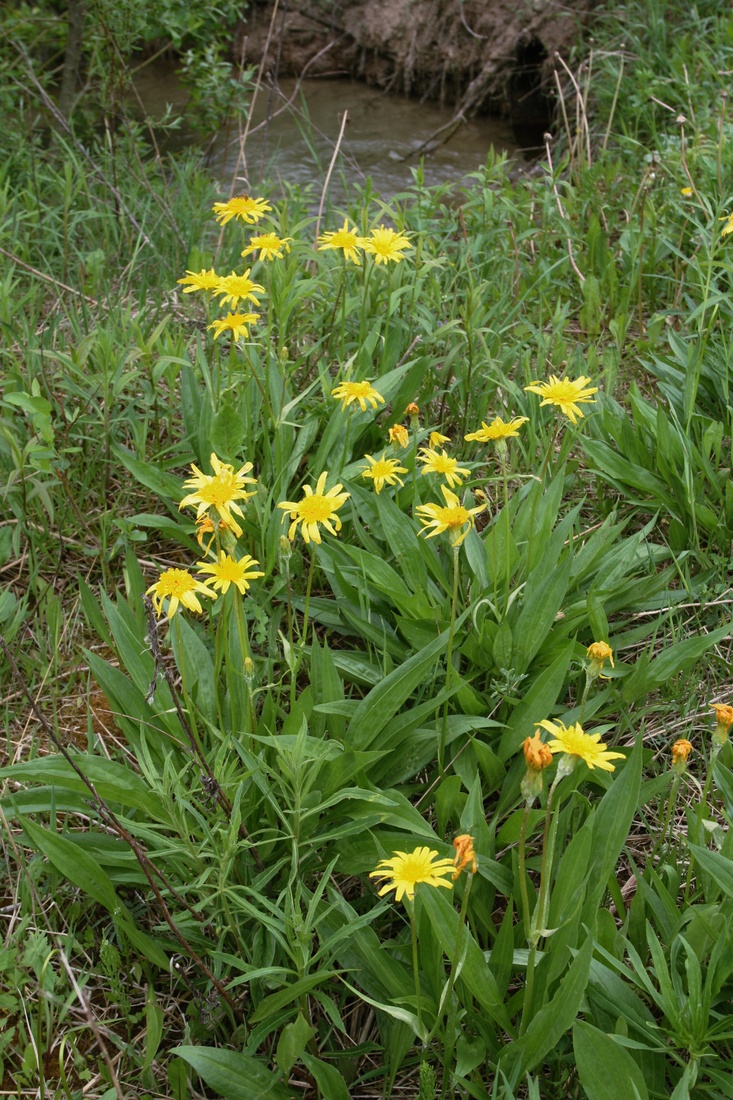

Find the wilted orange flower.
xmin=671 ymin=739 xmax=693 ymax=767
xmin=388 ymin=424 xmax=409 ymax=449
xmin=710 ymin=702 xmax=733 ymax=747
xmin=452 ymin=834 xmax=477 ymax=879
xmin=405 ymin=403 xmax=420 ymax=417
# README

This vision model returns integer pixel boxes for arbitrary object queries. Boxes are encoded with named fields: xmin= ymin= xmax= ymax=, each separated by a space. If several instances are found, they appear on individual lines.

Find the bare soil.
xmin=238 ymin=0 xmax=601 ymax=146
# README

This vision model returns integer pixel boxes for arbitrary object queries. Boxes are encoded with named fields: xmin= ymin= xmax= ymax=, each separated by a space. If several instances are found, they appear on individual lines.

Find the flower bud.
xmin=671 ymin=738 xmax=692 ymax=771
xmin=243 ymin=657 xmax=255 ymax=683
xmin=278 ymin=534 xmax=292 ymax=567
xmin=452 ymin=833 xmax=477 ymax=879
xmin=709 ymin=702 xmax=733 ymax=747
xmin=586 ymin=640 xmax=614 ymax=679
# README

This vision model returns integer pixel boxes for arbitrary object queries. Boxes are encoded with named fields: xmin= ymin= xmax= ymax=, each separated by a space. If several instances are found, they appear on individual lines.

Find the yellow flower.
xmin=523 ymin=732 xmax=553 ymax=771
xmin=416 ymin=484 xmax=485 ymax=548
xmin=214 ymin=270 xmax=265 ymax=310
xmin=146 ymin=568 xmax=217 ymax=619
xmin=680 ymin=186 xmax=694 ymax=197
xmin=537 ymin=718 xmax=625 ymax=772
xmin=388 ymin=424 xmax=409 ymax=449
xmin=177 ymin=268 xmax=220 ymax=294
xmin=317 ymin=219 xmax=367 ymax=264
xmin=179 ymin=452 xmax=257 ymax=536
xmin=208 ymin=311 xmax=259 ymax=341
xmin=429 ymin=430 xmax=451 ymax=447
xmin=212 ymin=194 xmax=272 ymax=226
xmin=671 ymin=738 xmax=693 ymax=768
xmin=464 ymin=416 xmax=529 ymax=443
xmin=278 ymin=471 xmax=350 ymax=544
xmin=524 ymin=375 xmax=598 ymax=424
xmin=405 ymin=402 xmax=420 ymax=417
xmin=452 ymin=834 xmax=477 ymax=879
xmin=196 ymin=551 xmax=264 ymax=595
xmin=241 ymin=233 xmax=293 ymax=261
xmin=719 ymin=214 xmax=733 ymax=237
xmin=360 ymin=452 xmax=408 ymax=493
xmin=419 ymin=447 xmax=470 ymax=489
xmin=369 ymin=846 xmax=455 ymax=903
xmin=331 ymin=380 xmax=385 ymax=412
xmin=363 ymin=225 xmax=412 ymax=264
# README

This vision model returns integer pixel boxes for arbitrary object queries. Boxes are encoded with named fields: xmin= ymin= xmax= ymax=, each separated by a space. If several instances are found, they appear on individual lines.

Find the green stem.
xmin=301 ymin=547 xmax=317 ymax=644
xmin=517 ymin=804 xmax=532 ymax=944
xmin=520 ymin=772 xmax=561 ymax=1035
xmin=438 ymin=874 xmax=473 ymax=1100
xmin=231 ymin=588 xmax=252 ymax=736
xmin=408 ymin=900 xmax=423 ymax=1039
xmin=650 ymin=772 xmax=680 ymax=867
xmin=501 ymin=451 xmax=511 ymax=617
xmin=438 ymin=545 xmax=461 ymax=776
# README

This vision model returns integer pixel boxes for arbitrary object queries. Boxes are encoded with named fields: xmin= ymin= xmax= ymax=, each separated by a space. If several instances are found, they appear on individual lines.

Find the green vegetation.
xmin=2 ymin=1 xmax=733 ymax=1097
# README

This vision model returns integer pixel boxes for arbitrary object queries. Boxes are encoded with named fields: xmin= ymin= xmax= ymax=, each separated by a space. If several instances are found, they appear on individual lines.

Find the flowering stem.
xmin=520 ymin=772 xmax=561 ymax=1036
xmin=438 ymin=874 xmax=473 ymax=1100
xmin=243 ymin=343 xmax=276 ymax=427
xmin=438 ymin=545 xmax=460 ymax=776
xmin=359 ymin=258 xmax=375 ymax=346
xmin=650 ymin=772 xmax=680 ymax=867
xmin=517 ymin=804 xmax=533 ymax=943
xmin=408 ymin=899 xmax=423 ymax=1038
xmin=231 ymin=588 xmax=253 ymax=736
xmin=578 ymin=669 xmax=593 ymax=725
xmin=500 ymin=451 xmax=511 ymax=617
xmin=301 ymin=547 xmax=317 ymax=645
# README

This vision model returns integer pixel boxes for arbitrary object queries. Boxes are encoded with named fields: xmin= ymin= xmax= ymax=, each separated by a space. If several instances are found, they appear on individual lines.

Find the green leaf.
xmin=511 ymin=556 xmax=571 ymax=674
xmin=622 ymin=623 xmax=731 ymax=703
xmin=419 ymin=887 xmax=512 ymax=1032
xmin=276 ymin=1014 xmax=316 ymax=1078
xmin=210 ymin=402 xmax=246 ymax=461
xmin=345 ymin=626 xmax=454 ymax=750
xmin=19 ymin=815 xmax=118 ymax=912
xmin=173 ymin=1046 xmax=293 ymax=1100
xmin=375 ymin=490 xmax=426 ymax=593
xmin=573 ymin=1021 xmax=649 ymax=1100
xmin=687 ymin=842 xmax=733 ymax=899
xmin=143 ymin=987 xmax=164 ymax=1071
xmin=300 ymin=1054 xmax=350 ymax=1100
xmin=498 ymin=641 xmax=575 ymax=762
xmin=499 ymin=934 xmax=593 ymax=1086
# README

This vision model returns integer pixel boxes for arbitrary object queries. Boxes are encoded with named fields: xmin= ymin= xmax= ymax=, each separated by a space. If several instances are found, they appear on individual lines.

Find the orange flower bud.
xmin=452 ymin=833 xmax=477 ymax=879
xmin=671 ymin=738 xmax=693 ymax=767
xmin=405 ymin=402 xmax=420 ymax=417
xmin=709 ymin=702 xmax=733 ymax=747
xmin=523 ymin=732 xmax=553 ymax=771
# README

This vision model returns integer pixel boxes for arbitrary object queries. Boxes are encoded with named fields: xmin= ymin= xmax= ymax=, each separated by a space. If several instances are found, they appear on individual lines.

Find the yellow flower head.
xmin=671 ymin=738 xmax=693 ymax=768
xmin=710 ymin=702 xmax=733 ymax=746
xmin=363 ymin=225 xmax=412 ymax=265
xmin=196 ymin=551 xmax=264 ymax=595
xmin=523 ymin=731 xmax=553 ymax=772
xmin=146 ymin=568 xmax=217 ymax=619
xmin=361 ymin=452 xmax=408 ymax=493
xmin=405 ymin=403 xmax=420 ymax=417
xmin=177 ymin=268 xmax=221 ymax=294
xmin=212 ymin=194 xmax=272 ymax=226
xmin=524 ymin=375 xmax=598 ymax=424
xmin=465 ymin=416 xmax=529 ymax=444
xmin=208 ymin=311 xmax=259 ymax=341
xmin=332 ymin=380 xmax=385 ymax=413
xmin=388 ymin=424 xmax=409 ymax=449
xmin=419 ymin=447 xmax=470 ymax=489
xmin=416 ymin=484 xmax=485 ymax=548
xmin=278 ymin=471 xmax=350 ymax=545
xmin=369 ymin=846 xmax=455 ymax=903
xmin=317 ymin=219 xmax=367 ymax=264
xmin=537 ymin=718 xmax=625 ymax=772
xmin=452 ymin=834 xmax=477 ymax=879
xmin=429 ymin=430 xmax=451 ymax=448
xmin=241 ymin=233 xmax=293 ymax=261
xmin=214 ymin=270 xmax=265 ymax=310
xmin=680 ymin=186 xmax=694 ymax=197
xmin=179 ymin=452 xmax=257 ymax=535
xmin=586 ymin=640 xmax=614 ymax=680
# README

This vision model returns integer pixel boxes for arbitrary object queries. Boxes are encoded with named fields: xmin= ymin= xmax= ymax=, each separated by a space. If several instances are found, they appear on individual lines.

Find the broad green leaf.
xmin=143 ymin=987 xmax=164 ymax=1071
xmin=173 ymin=1046 xmax=293 ymax=1100
xmin=210 ymin=401 xmax=246 ymax=461
xmin=172 ymin=613 xmax=217 ymax=722
xmin=622 ymin=623 xmax=730 ymax=703
xmin=375 ymin=490 xmax=426 ymax=593
xmin=346 ymin=626 xmax=454 ymax=751
xmin=510 ymin=556 xmax=571 ymax=673
xmin=688 ymin=842 xmax=733 ymax=899
xmin=499 ymin=934 xmax=593 ymax=1086
xmin=0 ymin=755 xmax=167 ymax=819
xmin=573 ymin=1021 xmax=649 ymax=1100
xmin=276 ymin=1014 xmax=316 ymax=1077
xmin=300 ymin=1054 xmax=350 ymax=1100
xmin=419 ymin=886 xmax=512 ymax=1032
xmin=498 ymin=641 xmax=575 ymax=762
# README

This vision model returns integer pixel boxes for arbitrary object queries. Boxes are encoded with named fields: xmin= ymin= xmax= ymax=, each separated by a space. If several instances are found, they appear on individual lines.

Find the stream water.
xmin=134 ymin=66 xmax=520 ymax=200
